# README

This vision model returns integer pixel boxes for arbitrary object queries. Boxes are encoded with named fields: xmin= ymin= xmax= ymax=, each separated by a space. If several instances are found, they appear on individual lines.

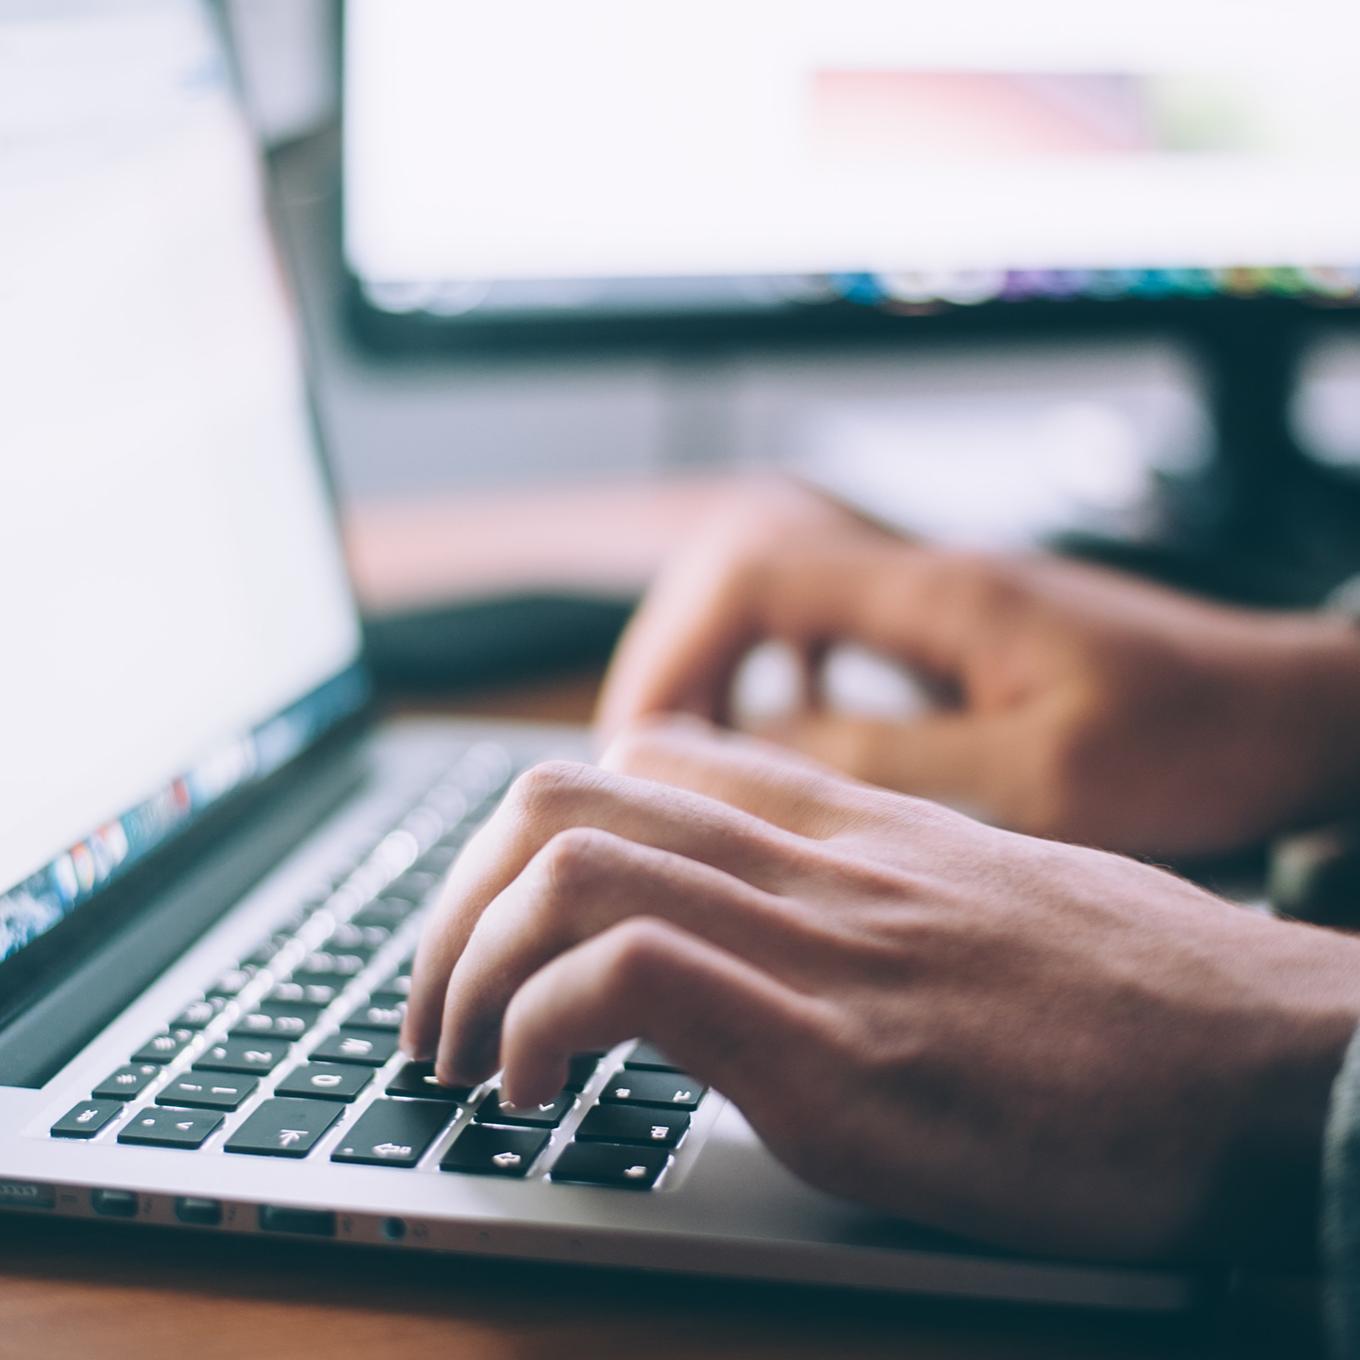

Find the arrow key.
xmin=224 ymin=1098 xmax=340 ymax=1159
xmin=332 ymin=1098 xmax=458 ymax=1168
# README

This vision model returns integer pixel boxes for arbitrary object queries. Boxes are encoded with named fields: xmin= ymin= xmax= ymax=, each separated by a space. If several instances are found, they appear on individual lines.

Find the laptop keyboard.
xmin=48 ymin=742 xmax=707 ymax=1192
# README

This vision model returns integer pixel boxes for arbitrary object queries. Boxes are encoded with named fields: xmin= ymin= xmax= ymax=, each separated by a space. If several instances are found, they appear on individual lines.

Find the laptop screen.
xmin=0 ymin=1 xmax=367 ymax=971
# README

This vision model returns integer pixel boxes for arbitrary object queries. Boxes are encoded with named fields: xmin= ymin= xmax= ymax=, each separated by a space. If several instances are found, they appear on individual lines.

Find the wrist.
xmin=1211 ymin=922 xmax=1360 ymax=1263
xmin=1254 ymin=613 xmax=1360 ymax=830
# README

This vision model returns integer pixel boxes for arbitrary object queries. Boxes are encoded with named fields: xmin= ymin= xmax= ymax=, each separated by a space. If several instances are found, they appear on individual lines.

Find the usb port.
xmin=258 ymin=1205 xmax=334 ymax=1237
xmin=175 ymin=1196 xmax=222 ymax=1226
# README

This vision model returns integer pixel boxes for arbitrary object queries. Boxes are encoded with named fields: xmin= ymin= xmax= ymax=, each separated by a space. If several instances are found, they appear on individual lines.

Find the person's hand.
xmin=597 ymin=477 xmax=1360 ymax=858
xmin=403 ymin=719 xmax=1360 ymax=1261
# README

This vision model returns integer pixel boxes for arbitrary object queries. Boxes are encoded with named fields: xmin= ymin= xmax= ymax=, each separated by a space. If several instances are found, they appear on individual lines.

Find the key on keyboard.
xmin=118 ymin=1108 xmax=223 ymax=1149
xmin=331 ymin=1099 xmax=456 ymax=1168
xmin=439 ymin=1125 xmax=547 ymax=1177
xmin=599 ymin=1070 xmax=706 ymax=1111
xmin=575 ymin=1104 xmax=689 ymax=1148
xmin=52 ymin=1100 xmax=123 ymax=1139
xmin=157 ymin=1072 xmax=258 ymax=1110
xmin=224 ymin=1098 xmax=340 ymax=1158
xmin=551 ymin=1142 xmax=668 ymax=1190
xmin=384 ymin=1061 xmax=473 ymax=1102
xmin=311 ymin=1029 xmax=399 ymax=1067
xmin=274 ymin=1062 xmax=372 ymax=1103
xmin=92 ymin=1063 xmax=161 ymax=1100
xmin=198 ymin=1037 xmax=289 ymax=1074
xmin=474 ymin=1091 xmax=574 ymax=1128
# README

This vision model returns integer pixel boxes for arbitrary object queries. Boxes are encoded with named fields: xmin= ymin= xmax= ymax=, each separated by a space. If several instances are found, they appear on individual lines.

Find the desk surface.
xmin=0 ymin=680 xmax=1322 ymax=1360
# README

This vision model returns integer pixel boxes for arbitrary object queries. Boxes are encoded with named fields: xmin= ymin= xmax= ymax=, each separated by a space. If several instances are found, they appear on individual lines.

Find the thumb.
xmin=757 ymin=710 xmax=1018 ymax=818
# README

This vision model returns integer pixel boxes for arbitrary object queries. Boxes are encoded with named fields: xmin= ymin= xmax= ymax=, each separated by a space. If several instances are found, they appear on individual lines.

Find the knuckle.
xmin=506 ymin=759 xmax=593 ymax=817
xmin=534 ymin=826 xmax=615 ymax=903
xmin=600 ymin=917 xmax=676 ymax=997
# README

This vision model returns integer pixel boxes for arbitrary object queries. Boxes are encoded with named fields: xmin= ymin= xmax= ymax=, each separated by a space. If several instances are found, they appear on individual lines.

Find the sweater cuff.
xmin=1322 ymin=1020 xmax=1360 ymax=1356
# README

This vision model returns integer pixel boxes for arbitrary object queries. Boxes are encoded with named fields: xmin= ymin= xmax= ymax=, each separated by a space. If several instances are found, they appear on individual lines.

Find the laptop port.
xmin=91 ymin=1188 xmax=138 ymax=1218
xmin=175 ymin=1196 xmax=222 ymax=1226
xmin=0 ymin=1181 xmax=55 ymax=1211
xmin=258 ymin=1205 xmax=334 ymax=1237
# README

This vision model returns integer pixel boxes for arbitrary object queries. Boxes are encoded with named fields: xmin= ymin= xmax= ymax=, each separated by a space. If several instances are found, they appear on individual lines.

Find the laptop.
xmin=0 ymin=0 xmax=1193 ymax=1312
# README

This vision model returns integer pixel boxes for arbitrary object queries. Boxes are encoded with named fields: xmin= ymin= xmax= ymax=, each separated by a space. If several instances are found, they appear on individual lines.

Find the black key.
xmin=562 ymin=1053 xmax=604 ymax=1093
xmin=576 ymin=1104 xmax=689 ymax=1149
xmin=197 ymin=1037 xmax=288 ymax=1074
xmin=224 ymin=1097 xmax=340 ymax=1158
xmin=207 ymin=967 xmax=255 ymax=999
xmin=118 ymin=1108 xmax=223 ymax=1149
xmin=550 ymin=1141 xmax=668 ymax=1190
xmin=332 ymin=1099 xmax=456 ymax=1168
xmin=172 ymin=997 xmax=227 ymax=1030
xmin=92 ymin=1063 xmax=161 ymax=1100
xmin=269 ymin=979 xmax=339 ymax=1008
xmin=384 ymin=1060 xmax=472 ymax=1102
xmin=231 ymin=1000 xmax=323 ymax=1040
xmin=312 ymin=1028 xmax=399 ymax=1067
xmin=351 ymin=899 xmax=416 ymax=929
xmin=624 ymin=1041 xmax=685 ymax=1073
xmin=157 ymin=1072 xmax=257 ymax=1110
xmin=130 ymin=1028 xmax=195 ymax=1064
xmin=341 ymin=1000 xmax=405 ymax=1033
xmin=275 ymin=1062 xmax=372 ymax=1103
xmin=475 ymin=1090 xmax=574 ymax=1128
xmin=439 ymin=1124 xmax=547 ymax=1178
xmin=51 ymin=1099 xmax=122 ymax=1139
xmin=599 ymin=1070 xmax=706 ymax=1111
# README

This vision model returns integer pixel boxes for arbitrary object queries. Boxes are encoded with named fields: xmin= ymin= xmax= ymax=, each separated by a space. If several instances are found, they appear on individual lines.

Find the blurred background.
xmin=222 ymin=0 xmax=1360 ymax=692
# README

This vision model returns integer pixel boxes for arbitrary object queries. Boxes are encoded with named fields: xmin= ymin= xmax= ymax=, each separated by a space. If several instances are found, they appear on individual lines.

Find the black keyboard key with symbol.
xmin=119 ymin=1108 xmax=223 ymax=1149
xmin=197 ymin=1037 xmax=288 ymax=1074
xmin=231 ymin=1000 xmax=323 ymax=1040
xmin=311 ymin=1029 xmax=399 ymax=1067
xmin=475 ymin=1091 xmax=574 ymax=1128
xmin=92 ymin=1063 xmax=161 ymax=1100
xmin=439 ymin=1124 xmax=547 ymax=1178
xmin=551 ymin=1141 xmax=668 ymax=1190
xmin=224 ymin=1098 xmax=340 ymax=1158
xmin=275 ymin=1061 xmax=372 ymax=1103
xmin=575 ymin=1104 xmax=689 ymax=1149
xmin=173 ymin=997 xmax=227 ymax=1030
xmin=599 ymin=1070 xmax=706 ymax=1111
xmin=270 ymin=979 xmax=340 ymax=1008
xmin=341 ymin=1000 xmax=406 ymax=1032
xmin=384 ymin=1061 xmax=472 ymax=1102
xmin=130 ymin=1029 xmax=194 ymax=1064
xmin=51 ymin=1100 xmax=123 ymax=1139
xmin=157 ymin=1073 xmax=258 ymax=1111
xmin=331 ymin=1099 xmax=456 ymax=1168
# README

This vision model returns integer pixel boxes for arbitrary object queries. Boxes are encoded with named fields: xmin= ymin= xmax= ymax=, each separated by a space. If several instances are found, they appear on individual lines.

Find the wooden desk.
xmin=0 ymin=680 xmax=1323 ymax=1360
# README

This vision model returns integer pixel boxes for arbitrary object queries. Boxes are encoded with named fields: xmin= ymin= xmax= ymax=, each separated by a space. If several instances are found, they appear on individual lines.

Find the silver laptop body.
xmin=0 ymin=0 xmax=1193 ymax=1314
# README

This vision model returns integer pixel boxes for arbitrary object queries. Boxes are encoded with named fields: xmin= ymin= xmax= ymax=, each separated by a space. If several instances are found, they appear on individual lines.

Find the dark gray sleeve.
xmin=1323 ymin=1023 xmax=1360 ymax=1356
